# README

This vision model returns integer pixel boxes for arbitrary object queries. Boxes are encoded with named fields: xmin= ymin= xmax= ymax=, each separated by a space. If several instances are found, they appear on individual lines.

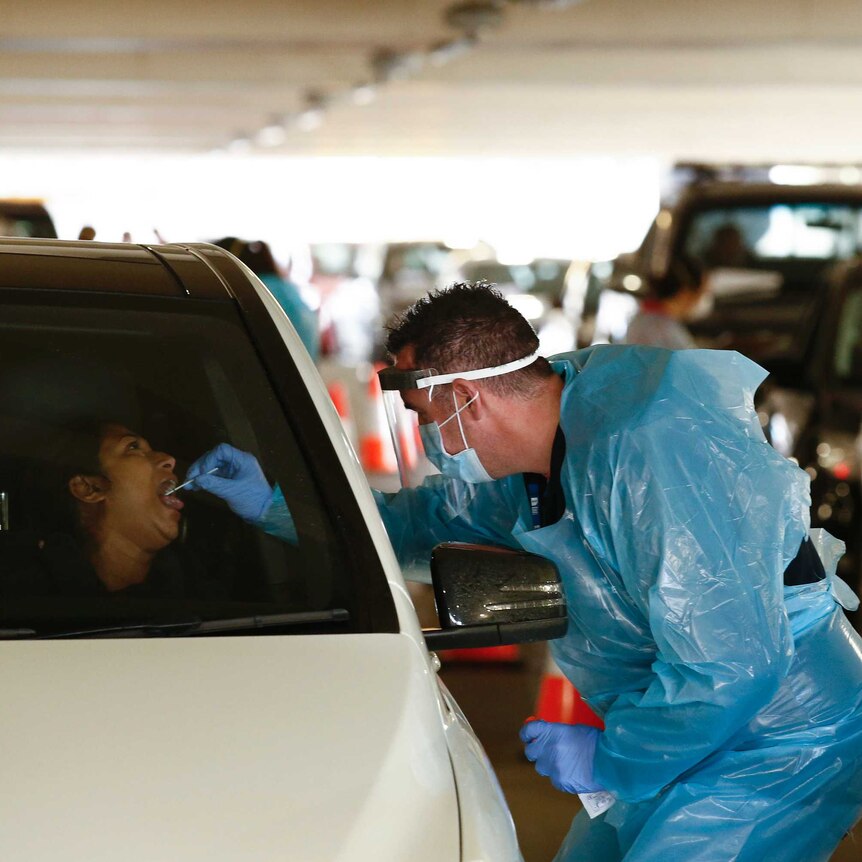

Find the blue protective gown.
xmin=373 ymin=346 xmax=862 ymax=861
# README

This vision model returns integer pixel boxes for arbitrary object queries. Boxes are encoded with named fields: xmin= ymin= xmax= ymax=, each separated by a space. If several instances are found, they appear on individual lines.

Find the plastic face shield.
xmin=377 ymin=351 xmax=540 ymax=487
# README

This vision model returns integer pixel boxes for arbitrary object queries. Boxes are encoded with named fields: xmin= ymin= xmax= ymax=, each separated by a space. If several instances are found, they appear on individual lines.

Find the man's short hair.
xmin=385 ymin=282 xmax=553 ymax=399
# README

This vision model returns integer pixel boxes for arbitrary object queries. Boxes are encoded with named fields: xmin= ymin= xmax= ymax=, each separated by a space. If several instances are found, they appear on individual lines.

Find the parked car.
xmin=376 ymin=241 xmax=457 ymax=326
xmin=0 ymin=237 xmax=567 ymax=861
xmin=597 ymin=182 xmax=862 ymax=346
xmin=457 ymin=257 xmax=579 ymax=354
xmin=756 ymin=259 xmax=862 ymax=628
xmin=0 ymin=198 xmax=56 ymax=238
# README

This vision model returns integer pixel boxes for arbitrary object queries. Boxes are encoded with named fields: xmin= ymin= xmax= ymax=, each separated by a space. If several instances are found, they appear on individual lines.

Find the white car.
xmin=0 ymin=238 xmax=567 ymax=861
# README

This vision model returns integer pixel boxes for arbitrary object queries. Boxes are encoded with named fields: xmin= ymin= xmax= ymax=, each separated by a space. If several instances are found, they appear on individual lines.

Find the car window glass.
xmin=684 ymin=204 xmax=862 ymax=268
xmin=0 ymin=298 xmax=359 ymax=637
xmin=834 ymin=288 xmax=862 ymax=382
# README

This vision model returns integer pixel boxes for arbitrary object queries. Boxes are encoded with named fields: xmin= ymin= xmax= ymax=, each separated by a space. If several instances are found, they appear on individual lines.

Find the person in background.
xmin=77 ymin=225 xmax=96 ymax=241
xmin=703 ymin=223 xmax=755 ymax=269
xmin=623 ymin=255 xmax=709 ymax=350
xmin=215 ymin=237 xmax=319 ymax=362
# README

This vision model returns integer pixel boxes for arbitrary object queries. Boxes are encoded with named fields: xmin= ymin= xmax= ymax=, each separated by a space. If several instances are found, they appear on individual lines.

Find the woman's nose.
xmin=155 ymin=451 xmax=176 ymax=472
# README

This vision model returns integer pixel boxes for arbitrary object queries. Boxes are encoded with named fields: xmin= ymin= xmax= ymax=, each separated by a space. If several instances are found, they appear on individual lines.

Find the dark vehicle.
xmin=0 ymin=199 xmax=56 ymax=238
xmin=608 ymin=183 xmax=862 ymax=366
xmin=760 ymin=260 xmax=862 ymax=626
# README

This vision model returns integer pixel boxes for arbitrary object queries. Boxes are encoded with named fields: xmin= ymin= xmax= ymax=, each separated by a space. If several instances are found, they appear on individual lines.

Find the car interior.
xmin=0 ymin=297 xmax=350 ymax=635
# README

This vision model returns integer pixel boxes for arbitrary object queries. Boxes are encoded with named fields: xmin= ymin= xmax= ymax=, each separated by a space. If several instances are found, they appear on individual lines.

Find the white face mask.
xmin=418 ymin=392 xmax=494 ymax=483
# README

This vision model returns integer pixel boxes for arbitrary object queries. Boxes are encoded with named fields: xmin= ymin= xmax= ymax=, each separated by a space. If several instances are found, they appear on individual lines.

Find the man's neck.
xmin=504 ymin=374 xmax=564 ymax=477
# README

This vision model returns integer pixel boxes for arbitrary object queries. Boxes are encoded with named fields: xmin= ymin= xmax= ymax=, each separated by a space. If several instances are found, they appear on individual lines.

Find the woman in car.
xmin=7 ymin=420 xmax=227 ymax=599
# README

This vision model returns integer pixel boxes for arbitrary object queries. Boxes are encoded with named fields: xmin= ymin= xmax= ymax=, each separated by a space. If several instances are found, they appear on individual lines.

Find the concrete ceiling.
xmin=4 ymin=0 xmax=862 ymax=159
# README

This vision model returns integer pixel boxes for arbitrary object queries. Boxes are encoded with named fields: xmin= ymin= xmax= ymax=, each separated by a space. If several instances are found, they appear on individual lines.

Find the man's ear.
xmin=452 ymin=379 xmax=483 ymax=416
xmin=68 ymin=474 xmax=108 ymax=504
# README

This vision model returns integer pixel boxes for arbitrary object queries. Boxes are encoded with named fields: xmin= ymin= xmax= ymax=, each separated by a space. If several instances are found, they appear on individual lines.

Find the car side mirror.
xmin=422 ymin=542 xmax=567 ymax=651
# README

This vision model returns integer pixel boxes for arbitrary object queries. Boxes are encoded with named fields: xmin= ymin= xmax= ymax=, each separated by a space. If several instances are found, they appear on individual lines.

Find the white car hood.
xmin=0 ymin=633 xmax=460 ymax=862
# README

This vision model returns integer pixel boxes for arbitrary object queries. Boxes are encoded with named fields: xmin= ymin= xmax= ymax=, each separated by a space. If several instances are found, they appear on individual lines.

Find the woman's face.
xmin=82 ymin=424 xmax=183 ymax=552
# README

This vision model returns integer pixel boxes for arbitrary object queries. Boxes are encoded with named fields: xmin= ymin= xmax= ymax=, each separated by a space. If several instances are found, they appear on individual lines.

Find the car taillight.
xmin=833 ymin=462 xmax=852 ymax=481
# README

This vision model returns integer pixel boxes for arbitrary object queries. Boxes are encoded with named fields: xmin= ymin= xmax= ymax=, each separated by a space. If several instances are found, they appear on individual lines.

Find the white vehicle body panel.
xmin=246 ymin=271 xmax=523 ymax=860
xmin=437 ymin=680 xmax=523 ymax=862
xmin=0 ymin=635 xmax=459 ymax=861
xmin=2 ymin=249 xmax=524 ymax=862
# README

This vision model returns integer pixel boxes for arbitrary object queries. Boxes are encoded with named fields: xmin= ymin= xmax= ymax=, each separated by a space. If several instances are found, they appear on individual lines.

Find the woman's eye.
xmin=127 ymin=440 xmax=140 ymax=451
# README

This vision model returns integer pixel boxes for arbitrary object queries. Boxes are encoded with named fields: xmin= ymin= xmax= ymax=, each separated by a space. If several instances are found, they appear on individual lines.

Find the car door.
xmin=0 ymin=278 xmax=465 ymax=861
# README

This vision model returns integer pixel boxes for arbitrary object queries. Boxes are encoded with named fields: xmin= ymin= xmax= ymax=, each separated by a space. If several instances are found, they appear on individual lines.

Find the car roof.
xmin=677 ymin=182 xmax=862 ymax=208
xmin=0 ymin=238 xmax=239 ymax=299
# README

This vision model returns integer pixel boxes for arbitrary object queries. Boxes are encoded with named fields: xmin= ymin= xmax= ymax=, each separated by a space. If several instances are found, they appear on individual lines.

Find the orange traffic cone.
xmin=359 ymin=364 xmax=398 ymax=474
xmin=533 ymin=652 xmax=604 ymax=729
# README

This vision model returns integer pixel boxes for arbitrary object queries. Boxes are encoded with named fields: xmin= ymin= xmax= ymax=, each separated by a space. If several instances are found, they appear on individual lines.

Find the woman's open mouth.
xmin=158 ymin=478 xmax=184 ymax=511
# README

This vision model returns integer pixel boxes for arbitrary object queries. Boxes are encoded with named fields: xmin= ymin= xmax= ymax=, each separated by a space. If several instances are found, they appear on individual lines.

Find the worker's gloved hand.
xmin=186 ymin=443 xmax=273 ymax=522
xmin=520 ymin=720 xmax=604 ymax=794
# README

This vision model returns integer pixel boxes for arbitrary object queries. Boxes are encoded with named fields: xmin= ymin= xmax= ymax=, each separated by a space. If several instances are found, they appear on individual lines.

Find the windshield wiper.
xmin=0 ymin=609 xmax=350 ymax=640
xmin=193 ymin=608 xmax=350 ymax=634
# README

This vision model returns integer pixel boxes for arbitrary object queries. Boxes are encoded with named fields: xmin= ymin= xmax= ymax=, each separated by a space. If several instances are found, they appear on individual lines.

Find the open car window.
xmin=0 ymin=295 xmax=373 ymax=637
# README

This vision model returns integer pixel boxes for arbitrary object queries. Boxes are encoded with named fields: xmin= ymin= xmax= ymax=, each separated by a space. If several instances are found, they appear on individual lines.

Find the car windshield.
xmin=0 ymin=206 xmax=56 ymax=239
xmin=684 ymin=203 xmax=862 ymax=266
xmin=382 ymin=243 xmax=450 ymax=281
xmin=460 ymin=261 xmax=535 ymax=291
xmin=0 ymin=296 xmax=360 ymax=637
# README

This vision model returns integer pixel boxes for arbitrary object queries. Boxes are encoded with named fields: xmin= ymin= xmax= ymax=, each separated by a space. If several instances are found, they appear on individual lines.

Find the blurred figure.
xmin=77 ymin=225 xmax=96 ymax=241
xmin=121 ymin=231 xmax=133 ymax=243
xmin=311 ymin=243 xmax=379 ymax=365
xmin=624 ymin=256 xmax=709 ymax=350
xmin=703 ymin=223 xmax=754 ymax=268
xmin=215 ymin=237 xmax=319 ymax=362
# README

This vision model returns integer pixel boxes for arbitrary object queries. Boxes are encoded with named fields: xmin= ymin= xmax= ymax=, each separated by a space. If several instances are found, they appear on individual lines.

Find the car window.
xmin=684 ymin=203 xmax=862 ymax=268
xmin=0 ymin=295 xmax=368 ymax=637
xmin=383 ymin=243 xmax=450 ymax=281
xmin=0 ymin=210 xmax=56 ymax=239
xmin=834 ymin=287 xmax=862 ymax=383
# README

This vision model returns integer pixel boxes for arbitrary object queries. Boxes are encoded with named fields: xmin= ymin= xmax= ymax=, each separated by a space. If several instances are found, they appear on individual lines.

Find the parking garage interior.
xmin=2 ymin=2 xmax=862 ymax=860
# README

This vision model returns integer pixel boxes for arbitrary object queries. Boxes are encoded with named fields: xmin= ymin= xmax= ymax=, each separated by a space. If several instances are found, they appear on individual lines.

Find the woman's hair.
xmin=38 ymin=418 xmax=112 ymax=539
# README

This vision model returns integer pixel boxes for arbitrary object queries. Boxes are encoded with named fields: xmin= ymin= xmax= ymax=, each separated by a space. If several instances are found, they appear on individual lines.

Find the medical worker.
xmin=187 ymin=283 xmax=862 ymax=862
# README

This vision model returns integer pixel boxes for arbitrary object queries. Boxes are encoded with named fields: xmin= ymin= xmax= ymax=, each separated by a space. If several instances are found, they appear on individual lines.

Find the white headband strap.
xmin=415 ymin=350 xmax=540 ymax=390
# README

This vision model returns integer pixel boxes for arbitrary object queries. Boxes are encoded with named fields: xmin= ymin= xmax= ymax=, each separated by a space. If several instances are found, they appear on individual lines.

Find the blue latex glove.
xmin=520 ymin=720 xmax=604 ymax=794
xmin=186 ymin=443 xmax=273 ymax=522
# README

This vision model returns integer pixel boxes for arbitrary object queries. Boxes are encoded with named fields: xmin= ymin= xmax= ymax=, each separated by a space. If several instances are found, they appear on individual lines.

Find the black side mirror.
xmin=422 ymin=542 xmax=567 ymax=651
